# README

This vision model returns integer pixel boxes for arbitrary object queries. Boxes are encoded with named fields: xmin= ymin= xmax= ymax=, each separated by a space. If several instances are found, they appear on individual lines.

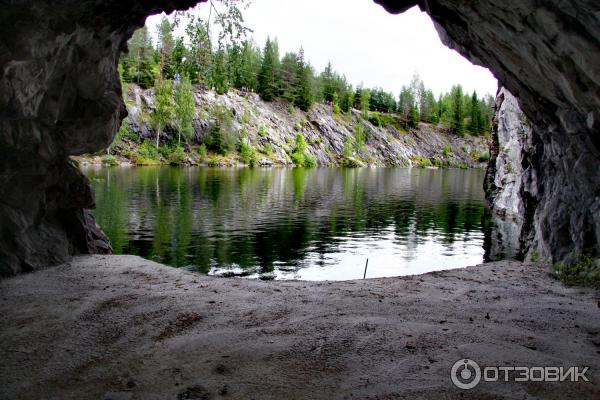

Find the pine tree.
xmin=185 ymin=16 xmax=212 ymax=85
xmin=293 ymin=47 xmax=313 ymax=111
xmin=280 ymin=52 xmax=298 ymax=102
xmin=210 ymin=46 xmax=229 ymax=95
xmin=450 ymin=85 xmax=465 ymax=136
xmin=258 ymin=38 xmax=278 ymax=101
xmin=238 ymin=40 xmax=260 ymax=91
xmin=468 ymin=91 xmax=482 ymax=135
xmin=125 ymin=26 xmax=156 ymax=88
xmin=157 ymin=16 xmax=175 ymax=79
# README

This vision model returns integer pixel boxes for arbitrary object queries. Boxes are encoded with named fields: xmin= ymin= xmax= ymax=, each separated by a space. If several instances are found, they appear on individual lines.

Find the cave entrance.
xmin=80 ymin=0 xmax=505 ymax=280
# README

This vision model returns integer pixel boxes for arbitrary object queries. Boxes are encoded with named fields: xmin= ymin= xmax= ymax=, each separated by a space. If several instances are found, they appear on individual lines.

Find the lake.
xmin=85 ymin=167 xmax=486 ymax=280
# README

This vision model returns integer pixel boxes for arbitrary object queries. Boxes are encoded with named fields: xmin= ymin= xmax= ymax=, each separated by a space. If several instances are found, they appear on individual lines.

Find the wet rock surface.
xmin=0 ymin=255 xmax=598 ymax=399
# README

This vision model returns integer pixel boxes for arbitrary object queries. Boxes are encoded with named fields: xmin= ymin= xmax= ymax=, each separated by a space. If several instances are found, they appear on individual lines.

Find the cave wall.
xmin=0 ymin=0 xmax=598 ymax=275
xmin=377 ymin=0 xmax=600 ymax=264
xmin=0 ymin=1 xmax=204 ymax=276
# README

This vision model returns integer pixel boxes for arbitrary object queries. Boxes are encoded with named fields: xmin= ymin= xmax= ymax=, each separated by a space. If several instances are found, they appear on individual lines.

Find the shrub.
xmin=167 ymin=145 xmax=186 ymax=165
xmin=258 ymin=125 xmax=267 ymax=137
xmin=304 ymin=153 xmax=317 ymax=167
xmin=198 ymin=143 xmax=207 ymax=161
xmin=102 ymin=155 xmax=119 ymax=166
xmin=478 ymin=151 xmax=491 ymax=162
xmin=412 ymin=155 xmax=432 ymax=168
xmin=368 ymin=112 xmax=385 ymax=127
xmin=240 ymin=141 xmax=258 ymax=166
xmin=208 ymin=105 xmax=236 ymax=154
xmin=262 ymin=142 xmax=274 ymax=157
xmin=553 ymin=257 xmax=600 ymax=287
xmin=443 ymin=145 xmax=451 ymax=157
xmin=136 ymin=140 xmax=160 ymax=165
xmin=290 ymin=133 xmax=315 ymax=167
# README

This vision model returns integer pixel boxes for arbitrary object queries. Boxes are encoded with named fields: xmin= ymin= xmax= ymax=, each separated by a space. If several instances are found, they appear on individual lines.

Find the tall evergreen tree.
xmin=237 ymin=40 xmax=260 ymax=91
xmin=157 ymin=16 xmax=175 ymax=79
xmin=185 ymin=16 xmax=212 ymax=84
xmin=210 ymin=46 xmax=229 ymax=94
xmin=280 ymin=52 xmax=298 ymax=102
xmin=125 ymin=26 xmax=155 ymax=88
xmin=467 ymin=91 xmax=483 ymax=135
xmin=450 ymin=84 xmax=465 ymax=136
xmin=293 ymin=47 xmax=313 ymax=111
xmin=257 ymin=38 xmax=279 ymax=101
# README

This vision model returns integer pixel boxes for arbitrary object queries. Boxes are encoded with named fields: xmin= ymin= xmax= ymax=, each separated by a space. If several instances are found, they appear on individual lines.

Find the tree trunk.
xmin=156 ymin=126 xmax=161 ymax=150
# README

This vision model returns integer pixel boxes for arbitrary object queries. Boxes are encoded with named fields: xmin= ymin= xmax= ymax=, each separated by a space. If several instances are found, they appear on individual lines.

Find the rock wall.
xmin=483 ymin=88 xmax=532 ymax=261
xmin=1 ymin=0 xmax=599 ymax=274
xmin=0 ymin=0 xmax=204 ymax=276
xmin=117 ymin=85 xmax=488 ymax=168
xmin=377 ymin=0 xmax=600 ymax=264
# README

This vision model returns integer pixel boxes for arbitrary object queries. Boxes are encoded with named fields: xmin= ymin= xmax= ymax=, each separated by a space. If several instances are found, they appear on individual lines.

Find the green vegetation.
xmin=240 ymin=141 xmax=258 ymax=166
xmin=198 ymin=143 xmax=207 ymax=161
xmin=151 ymin=78 xmax=175 ymax=149
xmin=553 ymin=257 xmax=600 ymax=287
xmin=443 ymin=145 xmax=451 ymax=157
xmin=114 ymin=3 xmax=494 ymax=168
xmin=174 ymin=77 xmax=195 ymax=145
xmin=136 ymin=140 xmax=161 ymax=165
xmin=291 ymin=133 xmax=315 ymax=167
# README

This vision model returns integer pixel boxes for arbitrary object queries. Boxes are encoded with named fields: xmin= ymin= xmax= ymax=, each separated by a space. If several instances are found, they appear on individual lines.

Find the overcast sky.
xmin=147 ymin=0 xmax=498 ymax=98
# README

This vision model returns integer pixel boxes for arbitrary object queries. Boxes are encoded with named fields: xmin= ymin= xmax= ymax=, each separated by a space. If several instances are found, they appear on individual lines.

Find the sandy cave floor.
xmin=1 ymin=255 xmax=599 ymax=400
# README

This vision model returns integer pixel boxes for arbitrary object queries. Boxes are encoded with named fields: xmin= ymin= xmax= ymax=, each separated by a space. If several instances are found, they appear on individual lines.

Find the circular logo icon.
xmin=451 ymin=359 xmax=481 ymax=389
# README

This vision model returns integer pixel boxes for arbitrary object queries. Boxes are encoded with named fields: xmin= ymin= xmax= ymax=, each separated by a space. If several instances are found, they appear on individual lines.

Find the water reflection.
xmin=86 ymin=167 xmax=486 ymax=280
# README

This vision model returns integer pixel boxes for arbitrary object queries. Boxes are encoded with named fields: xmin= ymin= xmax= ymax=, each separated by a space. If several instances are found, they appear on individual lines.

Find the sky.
xmin=146 ymin=0 xmax=498 ymax=98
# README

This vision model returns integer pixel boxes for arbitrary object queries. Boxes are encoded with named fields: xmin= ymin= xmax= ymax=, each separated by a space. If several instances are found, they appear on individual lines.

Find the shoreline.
xmin=1 ymin=255 xmax=598 ymax=399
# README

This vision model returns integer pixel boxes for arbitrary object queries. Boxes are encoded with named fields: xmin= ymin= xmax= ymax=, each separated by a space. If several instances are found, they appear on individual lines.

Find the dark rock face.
xmin=378 ymin=0 xmax=600 ymax=264
xmin=0 ymin=0 xmax=598 ymax=274
xmin=0 ymin=0 xmax=204 ymax=275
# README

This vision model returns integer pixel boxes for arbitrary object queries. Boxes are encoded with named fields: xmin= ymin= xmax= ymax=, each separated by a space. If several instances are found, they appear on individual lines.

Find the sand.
xmin=1 ymin=255 xmax=599 ymax=399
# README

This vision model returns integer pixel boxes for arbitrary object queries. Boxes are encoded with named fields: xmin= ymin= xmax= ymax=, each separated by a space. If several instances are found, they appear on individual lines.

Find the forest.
xmin=118 ymin=12 xmax=495 ymax=154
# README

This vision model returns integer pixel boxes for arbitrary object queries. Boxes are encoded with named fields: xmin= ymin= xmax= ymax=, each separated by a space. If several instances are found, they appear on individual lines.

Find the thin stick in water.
xmin=363 ymin=258 xmax=369 ymax=279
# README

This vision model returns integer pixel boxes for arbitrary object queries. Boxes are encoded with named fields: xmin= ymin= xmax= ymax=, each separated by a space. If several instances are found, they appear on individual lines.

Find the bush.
xmin=304 ymin=153 xmax=317 ymax=167
xmin=290 ymin=133 xmax=315 ymax=167
xmin=198 ymin=143 xmax=207 ymax=161
xmin=412 ymin=155 xmax=432 ymax=168
xmin=262 ymin=142 xmax=274 ymax=157
xmin=102 ymin=155 xmax=119 ymax=166
xmin=368 ymin=112 xmax=385 ymax=127
xmin=258 ymin=126 xmax=267 ymax=137
xmin=136 ymin=140 xmax=160 ymax=165
xmin=443 ymin=145 xmax=451 ymax=157
xmin=208 ymin=105 xmax=236 ymax=154
xmin=167 ymin=145 xmax=186 ymax=165
xmin=553 ymin=257 xmax=600 ymax=287
xmin=478 ymin=151 xmax=491 ymax=162
xmin=240 ymin=141 xmax=258 ymax=166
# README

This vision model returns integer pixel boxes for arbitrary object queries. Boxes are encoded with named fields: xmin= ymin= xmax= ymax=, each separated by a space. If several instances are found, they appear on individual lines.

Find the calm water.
xmin=86 ymin=167 xmax=486 ymax=280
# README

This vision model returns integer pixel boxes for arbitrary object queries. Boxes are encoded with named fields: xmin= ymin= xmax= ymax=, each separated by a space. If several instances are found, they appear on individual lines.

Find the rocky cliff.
xmin=107 ymin=85 xmax=488 ymax=168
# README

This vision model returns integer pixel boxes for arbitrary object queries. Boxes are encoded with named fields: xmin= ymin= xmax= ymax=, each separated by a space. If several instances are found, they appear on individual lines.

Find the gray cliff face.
xmin=1 ymin=0 xmax=599 ymax=274
xmin=122 ymin=85 xmax=487 ymax=167
xmin=484 ymin=88 xmax=533 ymax=261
